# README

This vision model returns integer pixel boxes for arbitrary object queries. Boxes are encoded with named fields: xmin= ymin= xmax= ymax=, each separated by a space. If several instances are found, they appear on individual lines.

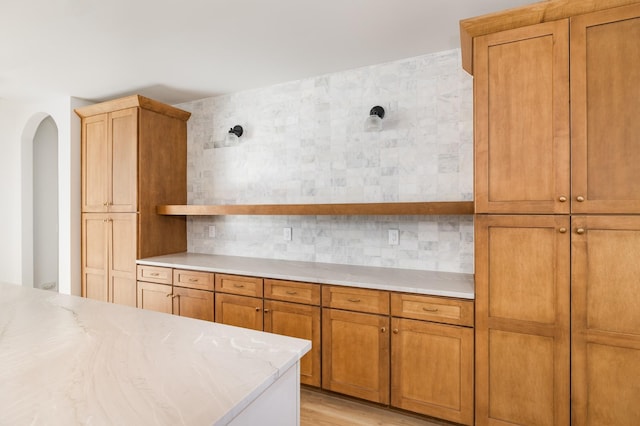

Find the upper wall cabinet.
xmin=473 ymin=20 xmax=570 ymax=214
xmin=474 ymin=3 xmax=640 ymax=215
xmin=571 ymin=4 xmax=640 ymax=214
xmin=82 ymin=107 xmax=138 ymax=213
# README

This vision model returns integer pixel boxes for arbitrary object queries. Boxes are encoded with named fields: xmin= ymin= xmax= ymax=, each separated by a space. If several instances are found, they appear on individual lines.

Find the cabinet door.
xmin=474 ymin=20 xmax=570 ymax=213
xmin=475 ymin=215 xmax=570 ymax=426
xmin=81 ymin=114 xmax=109 ymax=212
xmin=109 ymin=108 xmax=138 ymax=212
xmin=571 ymin=4 xmax=640 ymax=214
xmin=391 ymin=318 xmax=474 ymax=425
xmin=173 ymin=287 xmax=214 ymax=322
xmin=215 ymin=293 xmax=263 ymax=331
xmin=109 ymin=213 xmax=137 ymax=307
xmin=137 ymin=281 xmax=172 ymax=314
xmin=264 ymin=300 xmax=321 ymax=387
xmin=322 ymin=308 xmax=389 ymax=404
xmin=572 ymin=216 xmax=640 ymax=425
xmin=81 ymin=213 xmax=108 ymax=301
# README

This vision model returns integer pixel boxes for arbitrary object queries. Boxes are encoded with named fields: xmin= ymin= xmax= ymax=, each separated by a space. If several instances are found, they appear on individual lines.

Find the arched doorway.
xmin=22 ymin=114 xmax=59 ymax=291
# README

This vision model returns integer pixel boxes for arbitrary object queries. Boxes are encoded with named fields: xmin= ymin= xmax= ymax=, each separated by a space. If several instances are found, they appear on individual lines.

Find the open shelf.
xmin=157 ymin=201 xmax=474 ymax=216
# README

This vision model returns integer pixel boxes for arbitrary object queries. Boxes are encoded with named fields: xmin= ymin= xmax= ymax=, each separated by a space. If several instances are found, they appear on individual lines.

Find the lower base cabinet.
xmin=135 ymin=268 xmax=475 ymax=424
xmin=136 ymin=266 xmax=214 ymax=321
xmin=215 ymin=293 xmax=263 ymax=331
xmin=264 ymin=299 xmax=321 ymax=387
xmin=322 ymin=307 xmax=390 ymax=404
xmin=391 ymin=318 xmax=474 ymax=425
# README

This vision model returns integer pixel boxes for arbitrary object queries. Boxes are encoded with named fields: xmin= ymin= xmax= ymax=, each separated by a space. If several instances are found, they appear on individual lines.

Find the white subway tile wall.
xmin=178 ymin=48 xmax=474 ymax=273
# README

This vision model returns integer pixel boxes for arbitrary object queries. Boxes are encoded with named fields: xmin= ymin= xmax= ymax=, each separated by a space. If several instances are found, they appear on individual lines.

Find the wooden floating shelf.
xmin=157 ymin=201 xmax=474 ymax=216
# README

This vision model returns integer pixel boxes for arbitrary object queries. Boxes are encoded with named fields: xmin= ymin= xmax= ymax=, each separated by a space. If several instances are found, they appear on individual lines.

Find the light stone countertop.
xmin=0 ymin=282 xmax=310 ymax=425
xmin=137 ymin=253 xmax=475 ymax=299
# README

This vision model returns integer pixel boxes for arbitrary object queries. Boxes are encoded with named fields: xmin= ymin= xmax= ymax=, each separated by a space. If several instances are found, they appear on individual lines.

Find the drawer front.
xmin=173 ymin=269 xmax=214 ymax=291
xmin=136 ymin=265 xmax=173 ymax=285
xmin=264 ymin=279 xmax=320 ymax=305
xmin=322 ymin=285 xmax=389 ymax=315
xmin=391 ymin=293 xmax=474 ymax=327
xmin=215 ymin=274 xmax=263 ymax=297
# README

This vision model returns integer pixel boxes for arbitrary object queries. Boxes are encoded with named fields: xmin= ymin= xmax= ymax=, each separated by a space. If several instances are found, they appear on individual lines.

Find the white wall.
xmin=0 ymin=96 xmax=87 ymax=295
xmin=33 ymin=116 xmax=59 ymax=291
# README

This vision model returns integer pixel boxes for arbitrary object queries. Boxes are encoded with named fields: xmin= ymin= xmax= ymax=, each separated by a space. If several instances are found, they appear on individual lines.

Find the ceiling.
xmin=0 ymin=0 xmax=535 ymax=105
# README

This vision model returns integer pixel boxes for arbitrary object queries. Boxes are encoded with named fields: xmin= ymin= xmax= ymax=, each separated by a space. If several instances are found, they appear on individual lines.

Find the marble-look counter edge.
xmin=137 ymin=253 xmax=475 ymax=300
xmin=0 ymin=283 xmax=310 ymax=425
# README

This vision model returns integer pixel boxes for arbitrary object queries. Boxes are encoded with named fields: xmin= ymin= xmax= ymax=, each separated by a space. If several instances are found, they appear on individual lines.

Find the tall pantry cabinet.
xmin=76 ymin=95 xmax=190 ymax=306
xmin=469 ymin=3 xmax=640 ymax=425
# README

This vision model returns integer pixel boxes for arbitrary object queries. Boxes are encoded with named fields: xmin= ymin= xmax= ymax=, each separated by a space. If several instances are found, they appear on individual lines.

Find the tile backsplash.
xmin=177 ymin=48 xmax=474 ymax=273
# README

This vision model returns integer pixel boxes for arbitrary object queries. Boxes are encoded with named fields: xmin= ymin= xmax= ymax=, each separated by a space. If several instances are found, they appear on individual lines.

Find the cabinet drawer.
xmin=136 ymin=265 xmax=173 ymax=284
xmin=215 ymin=274 xmax=263 ymax=297
xmin=391 ymin=293 xmax=474 ymax=327
xmin=173 ymin=269 xmax=214 ymax=291
xmin=322 ymin=286 xmax=389 ymax=315
xmin=264 ymin=279 xmax=320 ymax=305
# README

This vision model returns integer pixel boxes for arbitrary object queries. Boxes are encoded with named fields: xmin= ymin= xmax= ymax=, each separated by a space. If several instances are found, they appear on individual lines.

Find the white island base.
xmin=0 ymin=282 xmax=310 ymax=425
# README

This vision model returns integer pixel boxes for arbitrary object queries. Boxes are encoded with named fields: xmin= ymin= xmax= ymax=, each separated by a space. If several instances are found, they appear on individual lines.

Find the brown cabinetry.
xmin=571 ymin=6 xmax=640 ymax=214
xmin=215 ymin=274 xmax=264 ymax=331
xmin=77 ymin=95 xmax=190 ymax=306
xmin=474 ymin=20 xmax=570 ymax=215
xmin=390 ymin=293 xmax=474 ymax=425
xmin=82 ymin=213 xmax=137 ymax=306
xmin=470 ymin=3 xmax=640 ymax=424
xmin=571 ymin=216 xmax=640 ymax=425
xmin=322 ymin=286 xmax=390 ymax=404
xmin=264 ymin=279 xmax=321 ymax=387
xmin=136 ymin=266 xmax=214 ymax=321
xmin=475 ymin=215 xmax=570 ymax=425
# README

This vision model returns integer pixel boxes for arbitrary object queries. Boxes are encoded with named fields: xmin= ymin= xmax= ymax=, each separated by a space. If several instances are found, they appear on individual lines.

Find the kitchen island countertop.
xmin=0 ymin=282 xmax=310 ymax=425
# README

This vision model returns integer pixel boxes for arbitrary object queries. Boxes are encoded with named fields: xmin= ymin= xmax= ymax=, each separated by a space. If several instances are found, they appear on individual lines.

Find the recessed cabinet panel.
xmin=173 ymin=287 xmax=214 ymax=321
xmin=571 ymin=5 xmax=640 ymax=213
xmin=488 ymin=330 xmax=555 ymax=426
xmin=108 ymin=214 xmax=137 ymax=307
xmin=391 ymin=318 xmax=474 ymax=425
xmin=137 ymin=281 xmax=172 ymax=314
xmin=215 ymin=293 xmax=263 ymax=331
xmin=322 ymin=308 xmax=389 ymax=404
xmin=82 ymin=115 xmax=108 ymax=212
xmin=82 ymin=214 xmax=108 ymax=302
xmin=474 ymin=20 xmax=570 ymax=213
xmin=482 ymin=216 xmax=569 ymax=325
xmin=265 ymin=300 xmax=321 ymax=387
xmin=109 ymin=108 xmax=138 ymax=212
xmin=584 ymin=343 xmax=640 ymax=425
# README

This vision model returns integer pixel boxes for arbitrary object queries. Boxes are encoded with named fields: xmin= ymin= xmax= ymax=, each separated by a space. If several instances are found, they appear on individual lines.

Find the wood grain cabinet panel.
xmin=173 ymin=269 xmax=214 ymax=292
xmin=215 ymin=293 xmax=263 ymax=331
xmin=136 ymin=265 xmax=173 ymax=285
xmin=77 ymin=96 xmax=189 ymax=306
xmin=572 ymin=216 xmax=640 ymax=425
xmin=571 ymin=4 xmax=640 ymax=214
xmin=474 ymin=20 xmax=570 ymax=214
xmin=390 ymin=293 xmax=474 ymax=327
xmin=137 ymin=281 xmax=172 ymax=314
xmin=264 ymin=279 xmax=320 ymax=305
xmin=173 ymin=287 xmax=214 ymax=322
xmin=322 ymin=285 xmax=389 ymax=315
xmin=215 ymin=274 xmax=263 ymax=297
xmin=475 ymin=215 xmax=570 ymax=426
xmin=264 ymin=300 xmax=321 ymax=387
xmin=391 ymin=318 xmax=474 ymax=425
xmin=82 ymin=213 xmax=136 ymax=307
xmin=322 ymin=308 xmax=389 ymax=404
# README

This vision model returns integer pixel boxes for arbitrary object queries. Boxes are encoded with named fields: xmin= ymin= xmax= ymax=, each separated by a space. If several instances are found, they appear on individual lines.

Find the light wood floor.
xmin=300 ymin=387 xmax=450 ymax=426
